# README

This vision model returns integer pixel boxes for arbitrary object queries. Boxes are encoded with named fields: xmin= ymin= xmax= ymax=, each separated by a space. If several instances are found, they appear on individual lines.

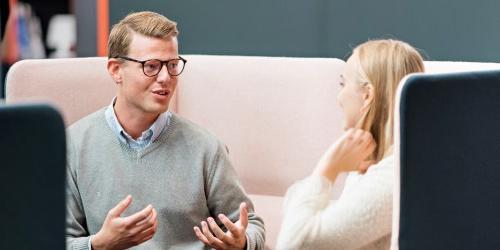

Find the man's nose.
xmin=156 ymin=64 xmax=171 ymax=82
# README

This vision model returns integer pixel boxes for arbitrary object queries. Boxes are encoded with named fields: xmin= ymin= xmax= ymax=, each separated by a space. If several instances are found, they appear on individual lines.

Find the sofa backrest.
xmin=176 ymin=57 xmax=500 ymax=196
xmin=7 ymin=56 xmax=500 ymax=197
xmin=425 ymin=61 xmax=500 ymax=73
xmin=5 ymin=58 xmax=118 ymax=125
xmin=6 ymin=55 xmax=346 ymax=197
xmin=176 ymin=55 xmax=346 ymax=196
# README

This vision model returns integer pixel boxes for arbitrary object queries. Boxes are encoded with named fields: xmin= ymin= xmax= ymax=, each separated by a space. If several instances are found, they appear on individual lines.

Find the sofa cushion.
xmin=249 ymin=194 xmax=284 ymax=249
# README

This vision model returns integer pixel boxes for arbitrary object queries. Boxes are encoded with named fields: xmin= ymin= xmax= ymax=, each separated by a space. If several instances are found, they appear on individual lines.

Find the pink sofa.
xmin=6 ymin=55 xmax=500 ymax=249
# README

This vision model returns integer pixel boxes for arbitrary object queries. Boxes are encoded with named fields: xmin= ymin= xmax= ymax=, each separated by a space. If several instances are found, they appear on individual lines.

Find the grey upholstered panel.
xmin=0 ymin=104 xmax=66 ymax=250
xmin=397 ymin=70 xmax=500 ymax=249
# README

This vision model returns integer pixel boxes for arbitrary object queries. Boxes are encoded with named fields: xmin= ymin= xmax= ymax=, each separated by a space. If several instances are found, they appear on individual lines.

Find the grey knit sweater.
xmin=66 ymin=108 xmax=265 ymax=249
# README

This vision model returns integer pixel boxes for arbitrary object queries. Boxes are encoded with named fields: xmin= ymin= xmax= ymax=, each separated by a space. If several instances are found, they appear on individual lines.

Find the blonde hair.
xmin=354 ymin=39 xmax=424 ymax=162
xmin=108 ymin=11 xmax=178 ymax=58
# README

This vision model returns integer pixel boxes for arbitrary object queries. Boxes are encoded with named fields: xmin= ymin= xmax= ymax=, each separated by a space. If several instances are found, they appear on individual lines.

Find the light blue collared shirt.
xmin=104 ymin=97 xmax=171 ymax=151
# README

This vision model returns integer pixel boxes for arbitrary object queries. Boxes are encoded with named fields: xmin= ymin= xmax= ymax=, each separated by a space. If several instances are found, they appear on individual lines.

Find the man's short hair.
xmin=108 ymin=11 xmax=178 ymax=58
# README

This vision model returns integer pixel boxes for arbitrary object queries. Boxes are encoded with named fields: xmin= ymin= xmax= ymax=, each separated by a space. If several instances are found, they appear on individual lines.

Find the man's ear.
xmin=107 ymin=58 xmax=122 ymax=84
xmin=361 ymin=83 xmax=374 ymax=111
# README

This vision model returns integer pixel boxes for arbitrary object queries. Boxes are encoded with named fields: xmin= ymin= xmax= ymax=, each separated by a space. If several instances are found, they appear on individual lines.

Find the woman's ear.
xmin=361 ymin=83 xmax=374 ymax=111
xmin=107 ymin=59 xmax=123 ymax=84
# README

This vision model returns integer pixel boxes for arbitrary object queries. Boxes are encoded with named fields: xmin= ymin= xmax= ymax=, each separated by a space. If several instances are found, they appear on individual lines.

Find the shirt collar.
xmin=105 ymin=97 xmax=171 ymax=149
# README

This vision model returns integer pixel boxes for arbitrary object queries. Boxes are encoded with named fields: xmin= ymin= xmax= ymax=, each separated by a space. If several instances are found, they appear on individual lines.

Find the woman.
xmin=276 ymin=39 xmax=425 ymax=250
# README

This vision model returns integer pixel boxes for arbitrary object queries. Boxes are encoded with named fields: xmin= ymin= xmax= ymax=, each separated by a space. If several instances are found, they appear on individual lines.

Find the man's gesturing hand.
xmin=194 ymin=202 xmax=249 ymax=250
xmin=91 ymin=195 xmax=158 ymax=250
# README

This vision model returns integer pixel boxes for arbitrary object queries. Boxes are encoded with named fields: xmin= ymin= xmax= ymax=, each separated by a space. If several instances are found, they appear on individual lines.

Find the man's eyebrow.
xmin=340 ymin=74 xmax=344 ymax=79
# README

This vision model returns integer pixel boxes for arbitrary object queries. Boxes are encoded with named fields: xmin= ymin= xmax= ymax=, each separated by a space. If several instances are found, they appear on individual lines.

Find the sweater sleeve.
xmin=276 ymin=157 xmax=394 ymax=250
xmin=65 ymin=135 xmax=92 ymax=250
xmin=205 ymin=142 xmax=266 ymax=250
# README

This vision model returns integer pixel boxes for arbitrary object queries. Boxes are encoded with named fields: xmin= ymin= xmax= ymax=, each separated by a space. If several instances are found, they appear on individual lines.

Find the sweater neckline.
xmin=99 ymin=109 xmax=179 ymax=159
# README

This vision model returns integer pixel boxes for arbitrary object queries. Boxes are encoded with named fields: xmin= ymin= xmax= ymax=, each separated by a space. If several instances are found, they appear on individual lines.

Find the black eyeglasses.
xmin=117 ymin=56 xmax=187 ymax=77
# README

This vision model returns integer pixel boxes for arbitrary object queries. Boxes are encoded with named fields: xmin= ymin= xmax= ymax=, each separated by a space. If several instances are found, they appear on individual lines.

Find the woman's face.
xmin=337 ymin=54 xmax=368 ymax=130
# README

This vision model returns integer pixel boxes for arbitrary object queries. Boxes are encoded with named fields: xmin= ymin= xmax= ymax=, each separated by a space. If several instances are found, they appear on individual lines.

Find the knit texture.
xmin=276 ymin=156 xmax=394 ymax=250
xmin=65 ymin=108 xmax=265 ymax=249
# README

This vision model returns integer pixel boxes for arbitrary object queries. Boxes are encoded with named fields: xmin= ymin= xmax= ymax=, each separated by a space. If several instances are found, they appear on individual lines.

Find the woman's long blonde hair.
xmin=354 ymin=39 xmax=425 ymax=162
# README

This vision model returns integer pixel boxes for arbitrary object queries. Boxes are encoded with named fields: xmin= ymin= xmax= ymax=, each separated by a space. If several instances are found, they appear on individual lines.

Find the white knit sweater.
xmin=276 ymin=156 xmax=394 ymax=250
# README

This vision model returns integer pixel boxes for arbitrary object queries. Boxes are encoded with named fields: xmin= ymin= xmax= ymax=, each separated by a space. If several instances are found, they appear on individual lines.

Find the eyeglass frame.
xmin=116 ymin=56 xmax=187 ymax=77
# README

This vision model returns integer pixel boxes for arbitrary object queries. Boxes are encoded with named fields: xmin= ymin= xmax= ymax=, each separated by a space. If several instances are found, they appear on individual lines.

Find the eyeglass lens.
xmin=143 ymin=59 xmax=185 ymax=76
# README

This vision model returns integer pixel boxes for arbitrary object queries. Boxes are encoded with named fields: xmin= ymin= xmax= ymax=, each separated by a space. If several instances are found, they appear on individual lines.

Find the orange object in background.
xmin=96 ymin=0 xmax=108 ymax=56
xmin=1 ymin=0 xmax=19 ymax=64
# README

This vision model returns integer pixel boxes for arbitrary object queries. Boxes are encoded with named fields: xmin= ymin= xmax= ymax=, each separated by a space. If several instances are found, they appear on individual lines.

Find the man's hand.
xmin=193 ymin=202 xmax=249 ymax=250
xmin=313 ymin=128 xmax=376 ymax=181
xmin=91 ymin=195 xmax=158 ymax=250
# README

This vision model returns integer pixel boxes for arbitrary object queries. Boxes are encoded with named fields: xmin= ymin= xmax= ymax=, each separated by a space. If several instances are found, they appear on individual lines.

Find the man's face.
xmin=114 ymin=32 xmax=179 ymax=116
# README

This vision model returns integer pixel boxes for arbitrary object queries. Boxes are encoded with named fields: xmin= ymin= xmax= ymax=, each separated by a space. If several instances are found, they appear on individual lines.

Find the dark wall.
xmin=109 ymin=0 xmax=499 ymax=62
xmin=75 ymin=0 xmax=96 ymax=57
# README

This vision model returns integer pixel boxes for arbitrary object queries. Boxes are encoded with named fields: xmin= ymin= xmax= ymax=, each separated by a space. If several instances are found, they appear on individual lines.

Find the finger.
xmin=132 ymin=208 xmax=157 ymax=234
xmin=359 ymin=160 xmax=374 ymax=174
xmin=218 ymin=213 xmax=241 ymax=238
xmin=353 ymin=128 xmax=364 ymax=139
xmin=149 ymin=208 xmax=158 ymax=226
xmin=149 ymin=212 xmax=159 ymax=235
xmin=194 ymin=226 xmax=213 ymax=247
xmin=358 ymin=131 xmax=370 ymax=145
xmin=363 ymin=132 xmax=376 ymax=148
xmin=364 ymin=130 xmax=374 ymax=141
xmin=135 ymin=212 xmax=158 ymax=239
xmin=366 ymin=138 xmax=376 ymax=153
xmin=108 ymin=195 xmax=132 ymax=217
xmin=361 ymin=139 xmax=376 ymax=160
xmin=207 ymin=217 xmax=232 ymax=244
xmin=355 ymin=129 xmax=368 ymax=145
xmin=141 ymin=234 xmax=154 ymax=244
xmin=133 ymin=222 xmax=157 ymax=245
xmin=344 ymin=129 xmax=355 ymax=141
xmin=135 ymin=207 xmax=156 ymax=226
xmin=201 ymin=221 xmax=225 ymax=248
xmin=239 ymin=202 xmax=249 ymax=229
xmin=139 ymin=221 xmax=157 ymax=237
xmin=346 ymin=128 xmax=355 ymax=135
xmin=124 ymin=204 xmax=153 ymax=227
xmin=346 ymin=129 xmax=364 ymax=146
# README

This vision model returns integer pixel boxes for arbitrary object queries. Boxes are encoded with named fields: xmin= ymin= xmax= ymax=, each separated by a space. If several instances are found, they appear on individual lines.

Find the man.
xmin=66 ymin=11 xmax=265 ymax=250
